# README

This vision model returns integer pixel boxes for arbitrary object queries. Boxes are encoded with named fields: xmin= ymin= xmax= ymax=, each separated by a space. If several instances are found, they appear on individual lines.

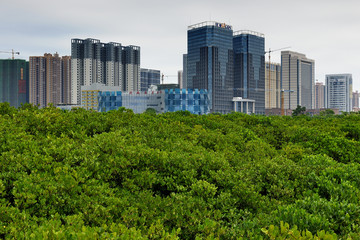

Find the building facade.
xmin=140 ymin=68 xmax=160 ymax=91
xmin=315 ymin=82 xmax=325 ymax=109
xmin=182 ymin=54 xmax=187 ymax=89
xmin=232 ymin=97 xmax=256 ymax=114
xmin=177 ymin=70 xmax=183 ymax=89
xmin=233 ymin=30 xmax=265 ymax=114
xmin=71 ymin=38 xmax=140 ymax=104
xmin=44 ymin=53 xmax=62 ymax=106
xmin=81 ymin=83 xmax=122 ymax=111
xmin=164 ymin=88 xmax=210 ymax=114
xmin=325 ymin=74 xmax=352 ymax=112
xmin=281 ymin=51 xmax=315 ymax=110
xmin=88 ymin=84 xmax=210 ymax=114
xmin=29 ymin=53 xmax=70 ymax=108
xmin=61 ymin=56 xmax=71 ymax=104
xmin=265 ymin=62 xmax=281 ymax=109
xmin=29 ymin=56 xmax=46 ymax=108
xmin=0 ymin=59 xmax=28 ymax=108
xmin=352 ymin=90 xmax=359 ymax=109
xmin=187 ymin=21 xmax=234 ymax=114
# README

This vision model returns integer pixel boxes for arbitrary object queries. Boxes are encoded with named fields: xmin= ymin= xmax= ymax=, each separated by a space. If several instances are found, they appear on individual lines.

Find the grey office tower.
xmin=71 ymin=38 xmax=140 ymax=104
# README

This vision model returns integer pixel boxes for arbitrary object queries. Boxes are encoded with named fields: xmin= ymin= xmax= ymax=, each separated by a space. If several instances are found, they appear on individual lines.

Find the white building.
xmin=325 ymin=74 xmax=352 ymax=112
xmin=71 ymin=38 xmax=140 ymax=104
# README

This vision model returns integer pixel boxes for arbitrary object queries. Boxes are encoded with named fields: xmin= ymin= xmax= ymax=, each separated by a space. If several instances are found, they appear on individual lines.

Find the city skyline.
xmin=1 ymin=0 xmax=360 ymax=90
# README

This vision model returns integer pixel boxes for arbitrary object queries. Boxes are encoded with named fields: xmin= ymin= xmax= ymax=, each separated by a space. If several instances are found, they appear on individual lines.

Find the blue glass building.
xmin=96 ymin=88 xmax=210 ymax=115
xmin=165 ymin=88 xmax=210 ymax=115
xmin=233 ymin=31 xmax=265 ymax=114
xmin=187 ymin=21 xmax=234 ymax=114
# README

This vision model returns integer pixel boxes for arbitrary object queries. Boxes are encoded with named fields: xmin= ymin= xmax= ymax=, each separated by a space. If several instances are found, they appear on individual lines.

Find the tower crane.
xmin=0 ymin=49 xmax=20 ymax=59
xmin=161 ymin=73 xmax=177 ymax=84
xmin=264 ymin=46 xmax=290 ymax=108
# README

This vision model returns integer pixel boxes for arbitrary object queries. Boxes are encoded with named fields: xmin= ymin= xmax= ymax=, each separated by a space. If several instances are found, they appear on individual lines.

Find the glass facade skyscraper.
xmin=0 ymin=59 xmax=28 ymax=108
xmin=187 ymin=21 xmax=234 ymax=114
xmin=233 ymin=31 xmax=265 ymax=114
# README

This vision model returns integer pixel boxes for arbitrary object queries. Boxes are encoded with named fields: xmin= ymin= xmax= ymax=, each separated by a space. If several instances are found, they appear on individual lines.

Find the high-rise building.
xmin=187 ymin=21 xmax=234 ymax=113
xmin=265 ymin=62 xmax=281 ymax=109
xmin=61 ymin=56 xmax=71 ymax=104
xmin=352 ymin=90 xmax=359 ymax=109
xmin=233 ymin=30 xmax=265 ymax=114
xmin=177 ymin=70 xmax=183 ymax=89
xmin=71 ymin=38 xmax=140 ymax=104
xmin=315 ymin=82 xmax=325 ymax=109
xmin=124 ymin=46 xmax=141 ymax=92
xmin=140 ymin=68 xmax=160 ymax=91
xmin=281 ymin=51 xmax=315 ymax=110
xmin=182 ymin=54 xmax=187 ymax=89
xmin=29 ymin=53 xmax=70 ymax=108
xmin=29 ymin=56 xmax=46 ymax=107
xmin=0 ymin=59 xmax=28 ymax=107
xmin=44 ymin=53 xmax=62 ymax=106
xmin=325 ymin=74 xmax=352 ymax=112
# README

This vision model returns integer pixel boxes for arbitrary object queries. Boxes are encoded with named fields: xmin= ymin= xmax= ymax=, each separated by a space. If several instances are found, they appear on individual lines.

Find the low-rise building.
xmin=81 ymin=83 xmax=210 ymax=114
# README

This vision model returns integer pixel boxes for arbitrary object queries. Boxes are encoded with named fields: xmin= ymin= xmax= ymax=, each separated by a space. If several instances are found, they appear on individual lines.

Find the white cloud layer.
xmin=1 ymin=0 xmax=360 ymax=88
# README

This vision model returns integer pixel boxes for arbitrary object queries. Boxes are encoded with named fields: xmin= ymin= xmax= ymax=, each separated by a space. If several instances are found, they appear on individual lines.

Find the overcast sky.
xmin=1 ymin=0 xmax=360 ymax=89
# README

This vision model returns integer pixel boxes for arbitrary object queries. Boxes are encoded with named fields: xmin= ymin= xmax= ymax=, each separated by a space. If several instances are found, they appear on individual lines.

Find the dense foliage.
xmin=1 ymin=102 xmax=360 ymax=239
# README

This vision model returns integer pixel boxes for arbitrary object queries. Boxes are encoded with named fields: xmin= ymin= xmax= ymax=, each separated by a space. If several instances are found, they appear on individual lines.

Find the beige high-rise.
xmin=29 ymin=53 xmax=71 ymax=107
xmin=281 ymin=51 xmax=315 ymax=110
xmin=265 ymin=62 xmax=281 ymax=109
xmin=353 ymin=91 xmax=359 ymax=109
xmin=315 ymin=82 xmax=325 ymax=109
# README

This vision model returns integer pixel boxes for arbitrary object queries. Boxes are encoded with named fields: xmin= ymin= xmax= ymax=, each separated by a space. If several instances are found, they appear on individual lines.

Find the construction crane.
xmin=161 ymin=74 xmax=177 ymax=84
xmin=0 ymin=49 xmax=20 ymax=59
xmin=265 ymin=46 xmax=290 ymax=108
xmin=281 ymin=89 xmax=294 ymax=116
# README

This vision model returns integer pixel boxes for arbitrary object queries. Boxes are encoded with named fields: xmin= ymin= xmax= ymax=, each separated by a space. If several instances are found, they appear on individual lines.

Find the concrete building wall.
xmin=281 ymin=51 xmax=315 ymax=110
xmin=71 ymin=38 xmax=140 ymax=103
xmin=62 ymin=56 xmax=71 ymax=104
xmin=315 ymin=82 xmax=325 ymax=109
xmin=265 ymin=62 xmax=281 ymax=109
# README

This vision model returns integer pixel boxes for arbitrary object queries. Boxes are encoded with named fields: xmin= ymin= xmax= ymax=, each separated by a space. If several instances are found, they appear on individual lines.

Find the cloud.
xmin=1 ymin=0 xmax=360 ymax=88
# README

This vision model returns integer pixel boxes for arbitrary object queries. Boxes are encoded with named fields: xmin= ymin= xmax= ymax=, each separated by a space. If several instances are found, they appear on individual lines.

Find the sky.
xmin=1 ymin=0 xmax=360 ymax=89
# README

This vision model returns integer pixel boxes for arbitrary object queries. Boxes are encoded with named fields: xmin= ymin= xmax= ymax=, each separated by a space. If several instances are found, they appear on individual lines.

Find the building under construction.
xmin=0 ymin=59 xmax=29 ymax=108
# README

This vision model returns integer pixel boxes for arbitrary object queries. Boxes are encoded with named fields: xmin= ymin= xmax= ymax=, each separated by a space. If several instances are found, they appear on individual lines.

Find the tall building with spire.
xmin=71 ymin=38 xmax=140 ymax=104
